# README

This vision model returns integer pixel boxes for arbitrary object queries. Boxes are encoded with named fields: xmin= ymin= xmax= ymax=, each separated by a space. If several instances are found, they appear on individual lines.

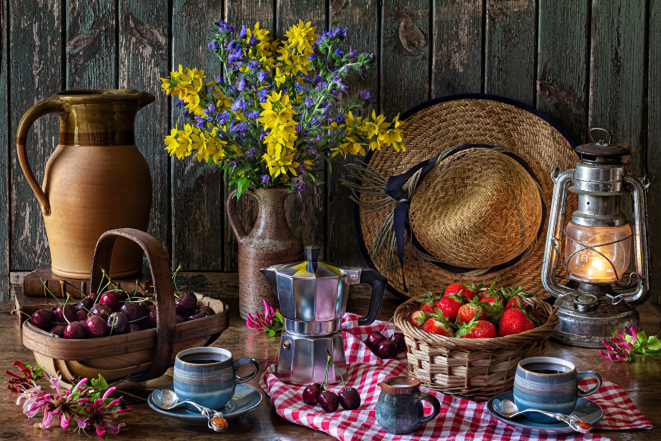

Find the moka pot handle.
xmin=357 ymin=269 xmax=387 ymax=326
xmin=16 ymin=97 xmax=69 ymax=216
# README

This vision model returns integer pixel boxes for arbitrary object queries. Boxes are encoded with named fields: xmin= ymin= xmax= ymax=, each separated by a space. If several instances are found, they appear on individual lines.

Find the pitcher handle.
xmin=357 ymin=269 xmax=387 ymax=326
xmin=415 ymin=392 xmax=441 ymax=424
xmin=577 ymin=371 xmax=602 ymax=397
xmin=234 ymin=357 xmax=260 ymax=383
xmin=16 ymin=97 xmax=68 ymax=215
xmin=226 ymin=188 xmax=256 ymax=242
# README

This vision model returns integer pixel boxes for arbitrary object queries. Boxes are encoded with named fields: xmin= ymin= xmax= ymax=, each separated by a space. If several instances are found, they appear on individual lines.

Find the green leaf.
xmin=91 ymin=374 xmax=109 ymax=392
xmin=268 ymin=329 xmax=275 ymax=337
xmin=643 ymin=350 xmax=661 ymax=358
xmin=646 ymin=336 xmax=661 ymax=351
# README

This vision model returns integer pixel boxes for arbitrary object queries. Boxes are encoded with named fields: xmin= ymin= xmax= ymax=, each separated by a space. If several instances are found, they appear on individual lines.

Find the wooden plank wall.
xmin=1 ymin=0 xmax=659 ymax=304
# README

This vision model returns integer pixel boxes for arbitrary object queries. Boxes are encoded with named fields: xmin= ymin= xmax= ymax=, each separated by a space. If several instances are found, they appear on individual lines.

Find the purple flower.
xmin=248 ymin=35 xmax=259 ymax=46
xmin=260 ymin=175 xmax=270 ymax=184
xmin=246 ymin=110 xmax=261 ymax=119
xmin=344 ymin=65 xmax=351 ymax=71
xmin=230 ymin=97 xmax=247 ymax=112
xmin=304 ymin=97 xmax=314 ymax=108
xmin=182 ymin=108 xmax=190 ymax=118
xmin=309 ymin=147 xmax=318 ymax=154
xmin=238 ymin=25 xmax=247 ymax=39
xmin=194 ymin=116 xmax=205 ymax=128
xmin=176 ymin=99 xmax=184 ymax=108
xmin=334 ymin=48 xmax=344 ymax=57
xmin=228 ymin=160 xmax=237 ymax=168
xmin=204 ymin=104 xmax=216 ymax=116
xmin=237 ymin=77 xmax=247 ymax=91
xmin=298 ymin=163 xmax=307 ymax=173
xmin=208 ymin=41 xmax=219 ymax=51
xmin=308 ymin=53 xmax=316 ymax=60
xmin=349 ymin=49 xmax=357 ymax=58
xmin=246 ymin=148 xmax=255 ymax=158
xmin=296 ymin=184 xmax=306 ymax=194
xmin=215 ymin=20 xmax=235 ymax=33
xmin=215 ymin=75 xmax=223 ymax=83
xmin=227 ymin=40 xmax=239 ymax=52
xmin=257 ymin=88 xmax=268 ymax=101
xmin=259 ymin=131 xmax=266 ymax=141
xmin=315 ymin=81 xmax=328 ymax=91
xmin=336 ymin=114 xmax=345 ymax=124
xmin=359 ymin=69 xmax=367 ymax=76
xmin=257 ymin=70 xmax=269 ymax=82
xmin=248 ymin=59 xmax=259 ymax=70
xmin=217 ymin=110 xmax=229 ymax=124
xmin=370 ymin=53 xmax=375 ymax=59
xmin=333 ymin=75 xmax=342 ymax=84
xmin=230 ymin=122 xmax=248 ymax=135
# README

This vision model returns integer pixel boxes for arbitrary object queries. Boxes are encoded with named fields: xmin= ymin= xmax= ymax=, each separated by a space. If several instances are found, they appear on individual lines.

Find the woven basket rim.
xmin=394 ymin=296 xmax=559 ymax=349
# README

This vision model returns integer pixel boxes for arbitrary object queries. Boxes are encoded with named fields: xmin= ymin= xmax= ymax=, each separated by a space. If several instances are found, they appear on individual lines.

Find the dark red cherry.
xmin=338 ymin=387 xmax=361 ymax=410
xmin=99 ymin=292 xmax=120 ymax=311
xmin=187 ymin=310 xmax=210 ymax=321
xmin=90 ymin=304 xmax=112 ymax=321
xmin=76 ymin=297 xmax=94 ymax=312
xmin=145 ymin=304 xmax=157 ymax=328
xmin=49 ymin=324 xmax=66 ymax=337
xmin=55 ymin=304 xmax=77 ymax=324
xmin=377 ymin=339 xmax=398 ymax=359
xmin=107 ymin=312 xmax=129 ymax=335
xmin=88 ymin=292 xmax=98 ymax=301
xmin=302 ymin=383 xmax=324 ymax=405
xmin=199 ymin=305 xmax=215 ymax=316
xmin=30 ymin=309 xmax=54 ymax=330
xmin=367 ymin=331 xmax=385 ymax=350
xmin=75 ymin=309 xmax=88 ymax=321
xmin=175 ymin=291 xmax=198 ymax=317
xmin=120 ymin=303 xmax=142 ymax=321
xmin=391 ymin=332 xmax=407 ymax=353
xmin=129 ymin=324 xmax=142 ymax=333
xmin=85 ymin=315 xmax=109 ymax=338
xmin=64 ymin=322 xmax=85 ymax=339
xmin=318 ymin=391 xmax=339 ymax=412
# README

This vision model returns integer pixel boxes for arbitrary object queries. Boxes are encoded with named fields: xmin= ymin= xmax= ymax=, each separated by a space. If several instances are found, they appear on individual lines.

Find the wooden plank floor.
xmin=1 ymin=291 xmax=660 ymax=439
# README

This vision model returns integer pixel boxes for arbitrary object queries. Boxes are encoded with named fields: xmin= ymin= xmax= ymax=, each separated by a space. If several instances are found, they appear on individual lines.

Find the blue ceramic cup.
xmin=174 ymin=347 xmax=259 ymax=410
xmin=513 ymin=356 xmax=602 ymax=424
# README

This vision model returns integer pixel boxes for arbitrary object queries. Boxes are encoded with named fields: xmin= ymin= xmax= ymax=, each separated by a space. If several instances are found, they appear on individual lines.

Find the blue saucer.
xmin=487 ymin=391 xmax=603 ymax=435
xmin=148 ymin=383 xmax=263 ymax=426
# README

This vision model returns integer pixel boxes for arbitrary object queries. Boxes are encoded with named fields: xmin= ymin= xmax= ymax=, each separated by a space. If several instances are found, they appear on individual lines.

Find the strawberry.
xmin=415 ymin=290 xmax=442 ymax=315
xmin=505 ymin=298 xmax=540 ymax=319
xmin=480 ymin=296 xmax=505 ymax=325
xmin=409 ymin=310 xmax=429 ymax=329
xmin=443 ymin=283 xmax=475 ymax=300
xmin=421 ymin=309 xmax=455 ymax=337
xmin=457 ymin=297 xmax=487 ymax=325
xmin=435 ymin=293 xmax=464 ymax=322
xmin=463 ymin=283 xmax=483 ymax=301
xmin=498 ymin=307 xmax=538 ymax=337
xmin=455 ymin=317 xmax=497 ymax=339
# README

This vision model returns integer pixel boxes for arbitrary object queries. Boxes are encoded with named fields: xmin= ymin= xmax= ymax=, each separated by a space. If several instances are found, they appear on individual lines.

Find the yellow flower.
xmin=164 ymin=124 xmax=194 ymax=159
xmin=284 ymin=20 xmax=318 ymax=55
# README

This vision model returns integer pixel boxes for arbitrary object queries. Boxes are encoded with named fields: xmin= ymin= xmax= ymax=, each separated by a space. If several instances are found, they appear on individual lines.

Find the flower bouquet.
xmin=161 ymin=19 xmax=405 ymax=198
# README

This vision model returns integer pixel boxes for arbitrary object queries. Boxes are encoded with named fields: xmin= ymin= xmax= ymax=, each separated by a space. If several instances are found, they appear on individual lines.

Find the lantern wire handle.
xmin=560 ymin=228 xmax=633 ymax=283
xmin=590 ymin=128 xmax=612 ymax=145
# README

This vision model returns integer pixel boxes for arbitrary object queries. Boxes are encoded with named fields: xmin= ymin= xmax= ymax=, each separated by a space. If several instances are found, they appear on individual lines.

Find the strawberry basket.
xmin=393 ymin=296 xmax=558 ymax=402
xmin=21 ymin=228 xmax=230 ymax=383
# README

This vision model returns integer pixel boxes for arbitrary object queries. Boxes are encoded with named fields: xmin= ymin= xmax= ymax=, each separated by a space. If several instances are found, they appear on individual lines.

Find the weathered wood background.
xmin=0 ymin=0 xmax=659 ymax=305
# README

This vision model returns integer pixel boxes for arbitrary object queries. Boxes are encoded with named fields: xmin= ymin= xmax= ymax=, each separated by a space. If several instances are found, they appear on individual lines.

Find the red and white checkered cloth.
xmin=259 ymin=314 xmax=652 ymax=441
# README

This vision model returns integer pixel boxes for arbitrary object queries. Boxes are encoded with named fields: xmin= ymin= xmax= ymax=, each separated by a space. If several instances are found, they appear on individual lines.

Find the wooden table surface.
xmin=1 ymin=294 xmax=660 ymax=440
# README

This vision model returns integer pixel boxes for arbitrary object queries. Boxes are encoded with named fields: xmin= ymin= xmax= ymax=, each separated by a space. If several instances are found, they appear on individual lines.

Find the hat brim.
xmin=353 ymin=94 xmax=579 ymax=299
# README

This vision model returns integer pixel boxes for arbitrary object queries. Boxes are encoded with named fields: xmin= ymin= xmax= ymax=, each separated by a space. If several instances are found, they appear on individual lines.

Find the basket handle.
xmin=90 ymin=228 xmax=176 ymax=382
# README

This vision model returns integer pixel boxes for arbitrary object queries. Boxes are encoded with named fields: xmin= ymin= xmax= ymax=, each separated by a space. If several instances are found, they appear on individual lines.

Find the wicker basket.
xmin=21 ymin=229 xmax=230 ymax=383
xmin=394 ymin=297 xmax=559 ymax=402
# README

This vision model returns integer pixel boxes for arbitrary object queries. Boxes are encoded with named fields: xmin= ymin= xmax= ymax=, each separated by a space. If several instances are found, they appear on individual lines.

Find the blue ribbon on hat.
xmin=383 ymin=153 xmax=442 ymax=292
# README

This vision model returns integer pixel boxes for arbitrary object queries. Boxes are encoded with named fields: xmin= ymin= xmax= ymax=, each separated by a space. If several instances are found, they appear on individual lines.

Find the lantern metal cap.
xmin=576 ymin=143 xmax=629 ymax=158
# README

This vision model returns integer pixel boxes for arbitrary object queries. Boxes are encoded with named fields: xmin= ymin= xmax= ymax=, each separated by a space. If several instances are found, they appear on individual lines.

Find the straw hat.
xmin=348 ymin=94 xmax=578 ymax=299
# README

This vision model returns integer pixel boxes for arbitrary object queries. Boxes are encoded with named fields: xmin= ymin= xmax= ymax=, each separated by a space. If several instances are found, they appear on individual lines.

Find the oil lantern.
xmin=541 ymin=129 xmax=650 ymax=347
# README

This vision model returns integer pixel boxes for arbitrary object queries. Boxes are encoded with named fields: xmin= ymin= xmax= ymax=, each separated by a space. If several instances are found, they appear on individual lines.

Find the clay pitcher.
xmin=16 ymin=89 xmax=154 ymax=279
xmin=227 ymin=187 xmax=304 ymax=319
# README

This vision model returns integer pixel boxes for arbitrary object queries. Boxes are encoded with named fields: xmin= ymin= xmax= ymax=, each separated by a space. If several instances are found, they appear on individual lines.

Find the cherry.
xmin=366 ymin=330 xmax=385 ymax=349
xmin=120 ymin=303 xmax=142 ymax=322
xmin=55 ymin=304 xmax=77 ymax=324
xmin=187 ymin=310 xmax=210 ymax=321
xmin=49 ymin=324 xmax=66 ymax=337
xmin=302 ymin=383 xmax=324 ymax=405
xmin=146 ymin=304 xmax=157 ymax=328
xmin=64 ymin=322 xmax=85 ymax=339
xmin=88 ymin=292 xmax=98 ymax=301
xmin=338 ymin=387 xmax=361 ymax=410
xmin=99 ymin=292 xmax=120 ymax=311
xmin=318 ymin=391 xmax=339 ymax=412
xmin=75 ymin=309 xmax=88 ymax=321
xmin=175 ymin=291 xmax=198 ymax=317
xmin=129 ymin=324 xmax=142 ymax=333
xmin=90 ymin=304 xmax=112 ymax=321
xmin=107 ymin=312 xmax=129 ymax=334
xmin=377 ymin=339 xmax=398 ymax=359
xmin=76 ymin=297 xmax=94 ymax=312
xmin=199 ymin=305 xmax=215 ymax=316
xmin=30 ymin=309 xmax=54 ymax=330
xmin=77 ymin=320 xmax=90 ymax=338
xmin=391 ymin=332 xmax=407 ymax=353
xmin=85 ymin=315 xmax=109 ymax=338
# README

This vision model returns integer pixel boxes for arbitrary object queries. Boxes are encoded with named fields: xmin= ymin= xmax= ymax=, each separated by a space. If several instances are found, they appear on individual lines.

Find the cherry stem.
xmin=382 ymin=316 xmax=394 ymax=337
xmin=172 ymin=264 xmax=182 ymax=297
xmin=325 ymin=349 xmax=347 ymax=390
xmin=40 ymin=278 xmax=62 ymax=306
xmin=60 ymin=280 xmax=86 ymax=297
xmin=322 ymin=355 xmax=331 ymax=390
xmin=12 ymin=309 xmax=33 ymax=319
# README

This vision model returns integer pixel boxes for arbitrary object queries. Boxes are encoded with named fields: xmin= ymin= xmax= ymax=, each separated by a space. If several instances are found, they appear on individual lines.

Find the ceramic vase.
xmin=16 ymin=89 xmax=154 ymax=279
xmin=226 ymin=187 xmax=304 ymax=319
